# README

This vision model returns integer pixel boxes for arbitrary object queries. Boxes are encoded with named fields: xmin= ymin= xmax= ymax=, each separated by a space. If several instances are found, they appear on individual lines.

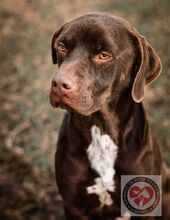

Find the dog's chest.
xmin=86 ymin=125 xmax=118 ymax=207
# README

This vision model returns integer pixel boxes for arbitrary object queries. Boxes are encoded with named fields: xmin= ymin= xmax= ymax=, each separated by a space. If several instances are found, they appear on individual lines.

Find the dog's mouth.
xmin=50 ymin=90 xmax=94 ymax=115
xmin=57 ymin=103 xmax=75 ymax=113
xmin=50 ymin=91 xmax=74 ymax=110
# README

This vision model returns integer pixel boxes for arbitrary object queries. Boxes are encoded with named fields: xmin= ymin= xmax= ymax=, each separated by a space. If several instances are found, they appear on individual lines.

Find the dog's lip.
xmin=50 ymin=92 xmax=94 ymax=115
xmin=50 ymin=90 xmax=97 ymax=115
xmin=50 ymin=91 xmax=75 ymax=109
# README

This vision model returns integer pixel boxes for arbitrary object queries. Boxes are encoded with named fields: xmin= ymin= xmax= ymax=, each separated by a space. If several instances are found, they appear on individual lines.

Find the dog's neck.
xmin=70 ymin=88 xmax=150 ymax=150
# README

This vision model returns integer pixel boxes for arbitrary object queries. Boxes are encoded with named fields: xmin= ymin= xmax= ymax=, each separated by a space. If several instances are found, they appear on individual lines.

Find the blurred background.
xmin=0 ymin=0 xmax=169 ymax=219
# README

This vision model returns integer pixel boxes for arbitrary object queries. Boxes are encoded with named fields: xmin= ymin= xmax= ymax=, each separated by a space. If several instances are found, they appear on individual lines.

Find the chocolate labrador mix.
xmin=50 ymin=13 xmax=170 ymax=220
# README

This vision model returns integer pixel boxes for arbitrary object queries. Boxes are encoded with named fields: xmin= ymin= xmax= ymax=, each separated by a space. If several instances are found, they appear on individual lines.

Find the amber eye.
xmin=57 ymin=43 xmax=67 ymax=53
xmin=98 ymin=52 xmax=111 ymax=60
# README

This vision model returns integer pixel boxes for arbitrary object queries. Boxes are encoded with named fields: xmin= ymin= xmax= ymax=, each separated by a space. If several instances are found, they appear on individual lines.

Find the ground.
xmin=0 ymin=0 xmax=169 ymax=219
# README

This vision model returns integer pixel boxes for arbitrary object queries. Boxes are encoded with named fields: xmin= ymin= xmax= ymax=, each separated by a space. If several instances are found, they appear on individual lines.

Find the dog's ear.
xmin=51 ymin=21 xmax=70 ymax=64
xmin=131 ymin=34 xmax=162 ymax=103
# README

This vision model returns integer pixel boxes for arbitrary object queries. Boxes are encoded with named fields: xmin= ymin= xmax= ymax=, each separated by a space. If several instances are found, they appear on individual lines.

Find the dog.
xmin=50 ymin=12 xmax=170 ymax=220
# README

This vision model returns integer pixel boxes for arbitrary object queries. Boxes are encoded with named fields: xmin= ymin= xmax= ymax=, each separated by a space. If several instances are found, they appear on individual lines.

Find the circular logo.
xmin=122 ymin=177 xmax=160 ymax=215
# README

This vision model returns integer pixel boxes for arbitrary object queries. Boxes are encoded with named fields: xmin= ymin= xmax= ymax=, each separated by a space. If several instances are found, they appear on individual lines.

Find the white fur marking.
xmin=87 ymin=125 xmax=118 ymax=206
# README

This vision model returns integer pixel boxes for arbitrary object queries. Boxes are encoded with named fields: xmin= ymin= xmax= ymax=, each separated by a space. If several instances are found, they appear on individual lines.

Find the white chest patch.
xmin=86 ymin=125 xmax=118 ymax=207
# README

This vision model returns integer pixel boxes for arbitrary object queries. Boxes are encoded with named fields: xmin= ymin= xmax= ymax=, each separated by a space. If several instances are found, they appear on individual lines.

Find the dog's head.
xmin=50 ymin=13 xmax=161 ymax=115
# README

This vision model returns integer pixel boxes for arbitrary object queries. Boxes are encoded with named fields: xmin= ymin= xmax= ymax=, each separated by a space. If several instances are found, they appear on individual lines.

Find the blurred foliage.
xmin=0 ymin=0 xmax=169 ymax=219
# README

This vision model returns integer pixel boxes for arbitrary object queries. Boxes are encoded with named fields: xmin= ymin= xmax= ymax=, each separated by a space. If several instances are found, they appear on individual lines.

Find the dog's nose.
xmin=52 ymin=75 xmax=75 ymax=95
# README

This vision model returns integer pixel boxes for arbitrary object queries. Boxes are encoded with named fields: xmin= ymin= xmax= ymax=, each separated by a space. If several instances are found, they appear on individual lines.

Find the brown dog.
xmin=50 ymin=13 xmax=170 ymax=220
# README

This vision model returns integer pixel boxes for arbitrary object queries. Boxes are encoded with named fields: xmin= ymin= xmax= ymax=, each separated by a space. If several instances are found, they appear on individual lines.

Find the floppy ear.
xmin=131 ymin=35 xmax=162 ymax=103
xmin=51 ymin=21 xmax=70 ymax=64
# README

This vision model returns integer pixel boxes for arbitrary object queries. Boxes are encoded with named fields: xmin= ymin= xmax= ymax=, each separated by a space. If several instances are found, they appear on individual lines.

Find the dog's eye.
xmin=98 ymin=52 xmax=111 ymax=60
xmin=57 ymin=43 xmax=67 ymax=53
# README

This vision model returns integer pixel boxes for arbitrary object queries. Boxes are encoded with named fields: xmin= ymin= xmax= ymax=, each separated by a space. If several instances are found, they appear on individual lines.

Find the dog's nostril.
xmin=52 ymin=77 xmax=73 ymax=92
xmin=52 ymin=81 xmax=57 ymax=87
xmin=62 ymin=83 xmax=71 ymax=90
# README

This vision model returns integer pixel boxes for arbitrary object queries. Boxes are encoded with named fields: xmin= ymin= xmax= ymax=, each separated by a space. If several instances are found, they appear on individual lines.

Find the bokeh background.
xmin=0 ymin=0 xmax=169 ymax=219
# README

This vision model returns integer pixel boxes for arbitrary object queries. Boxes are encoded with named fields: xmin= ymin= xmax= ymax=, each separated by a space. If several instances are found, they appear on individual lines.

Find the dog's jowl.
xmin=50 ymin=12 xmax=170 ymax=220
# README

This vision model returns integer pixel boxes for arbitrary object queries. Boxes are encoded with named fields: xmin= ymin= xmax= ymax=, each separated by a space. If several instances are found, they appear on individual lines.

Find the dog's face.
xmin=50 ymin=13 xmax=161 ymax=115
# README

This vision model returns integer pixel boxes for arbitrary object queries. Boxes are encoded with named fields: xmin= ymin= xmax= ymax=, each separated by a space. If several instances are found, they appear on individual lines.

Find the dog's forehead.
xmin=62 ymin=22 xmax=109 ymax=43
xmin=58 ymin=14 xmax=126 ymax=46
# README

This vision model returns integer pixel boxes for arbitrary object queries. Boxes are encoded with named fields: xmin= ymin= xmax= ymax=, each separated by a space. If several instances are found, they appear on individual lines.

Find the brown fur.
xmin=50 ymin=13 xmax=170 ymax=220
